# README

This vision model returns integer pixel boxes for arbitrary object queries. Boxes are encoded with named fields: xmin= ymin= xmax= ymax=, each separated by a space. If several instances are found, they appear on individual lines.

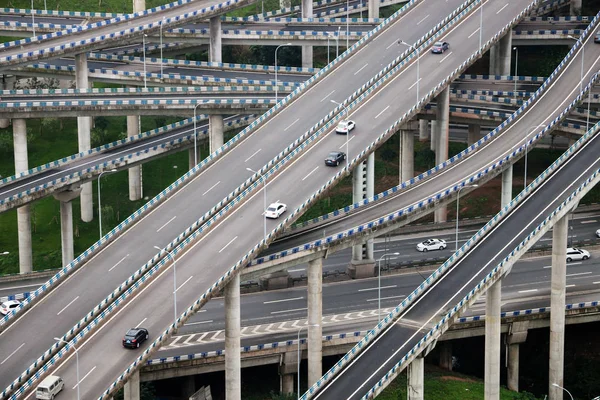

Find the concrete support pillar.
xmin=489 ymin=32 xmax=512 ymax=76
xmin=484 ymin=279 xmax=502 ymax=400
xmin=209 ymin=17 xmax=222 ymax=63
xmin=132 ymin=0 xmax=145 ymax=12
xmin=225 ymin=273 xmax=241 ymax=400
xmin=365 ymin=152 xmax=375 ymax=260
xmin=0 ymin=76 xmax=13 ymax=128
xmin=127 ymin=115 xmax=142 ymax=201
xmin=75 ymin=53 xmax=93 ymax=222
xmin=570 ymin=0 xmax=582 ymax=15
xmin=307 ymin=258 xmax=323 ymax=386
xmin=280 ymin=0 xmax=291 ymax=8
xmin=407 ymin=356 xmax=424 ymax=400
xmin=181 ymin=376 xmax=196 ymax=398
xmin=501 ymin=165 xmax=513 ymax=208
xmin=419 ymin=119 xmax=429 ymax=142
xmin=400 ymin=126 xmax=415 ymax=183
xmin=13 ymin=119 xmax=33 ymax=274
xmin=53 ymin=189 xmax=80 ymax=267
xmin=368 ymin=0 xmax=379 ymax=19
xmin=279 ymin=352 xmax=297 ymax=395
xmin=467 ymin=124 xmax=480 ymax=145
xmin=209 ymin=115 xmax=224 ymax=153
xmin=506 ymin=321 xmax=529 ymax=392
xmin=438 ymin=341 xmax=453 ymax=371
xmin=549 ymin=215 xmax=568 ymax=400
xmin=124 ymin=370 xmax=140 ymax=400
xmin=434 ymin=88 xmax=449 ymax=223
xmin=302 ymin=0 xmax=313 ymax=68
xmin=430 ymin=120 xmax=437 ymax=151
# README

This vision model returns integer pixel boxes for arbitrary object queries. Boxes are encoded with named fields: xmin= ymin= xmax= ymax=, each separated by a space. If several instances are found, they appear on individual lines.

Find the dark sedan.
xmin=325 ymin=151 xmax=346 ymax=166
xmin=122 ymin=327 xmax=149 ymax=349
xmin=431 ymin=41 xmax=449 ymax=54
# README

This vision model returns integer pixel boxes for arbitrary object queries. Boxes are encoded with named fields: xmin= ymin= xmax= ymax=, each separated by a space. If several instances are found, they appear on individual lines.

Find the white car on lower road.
xmin=566 ymin=247 xmax=590 ymax=262
xmin=265 ymin=202 xmax=287 ymax=219
xmin=416 ymin=238 xmax=447 ymax=252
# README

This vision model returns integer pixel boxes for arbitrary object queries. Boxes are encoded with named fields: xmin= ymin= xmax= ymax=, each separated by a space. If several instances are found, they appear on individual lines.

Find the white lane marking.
xmin=594 ymin=281 xmax=600 ymax=284
xmin=0 ymin=283 xmax=43 ymax=291
xmin=496 ymin=3 xmax=508 ymax=13
xmin=367 ymin=295 xmax=405 ymax=302
xmin=468 ymin=27 xmax=480 ymax=39
xmin=284 ymin=118 xmax=300 ymax=132
xmin=565 ymin=284 xmax=576 ymax=288
xmin=580 ymin=219 xmax=597 ymax=224
xmin=271 ymin=307 xmax=307 ymax=315
xmin=57 ymin=296 xmax=79 ymax=316
xmin=1 ymin=343 xmax=25 ymax=365
xmin=202 ymin=181 xmax=221 ymax=196
xmin=408 ymin=78 xmax=421 ymax=90
xmin=354 ymin=63 xmax=368 ymax=75
xmin=156 ymin=216 xmax=176 ymax=232
xmin=358 ymin=285 xmax=397 ymax=292
xmin=244 ymin=148 xmax=261 ymax=162
xmin=288 ymin=268 xmax=305 ymax=272
xmin=302 ymin=166 xmax=319 ymax=181
xmin=566 ymin=272 xmax=592 ymax=277
xmin=73 ymin=365 xmax=96 ymax=389
xmin=416 ymin=14 xmax=429 ymax=25
xmin=386 ymin=41 xmax=397 ymax=50
xmin=176 ymin=276 xmax=193 ymax=292
xmin=218 ymin=236 xmax=238 ymax=253
xmin=186 ymin=320 xmax=213 ymax=326
xmin=136 ymin=318 xmax=147 ymax=327
xmin=518 ymin=289 xmax=538 ymax=294
xmin=320 ymin=90 xmax=335 ymax=102
xmin=544 ymin=261 xmax=582 ymax=268
xmin=108 ymin=254 xmax=129 ymax=272
xmin=440 ymin=52 xmax=452 ymax=63
xmin=374 ymin=106 xmax=390 ymax=119
xmin=264 ymin=296 xmax=304 ymax=304
xmin=339 ymin=135 xmax=355 ymax=149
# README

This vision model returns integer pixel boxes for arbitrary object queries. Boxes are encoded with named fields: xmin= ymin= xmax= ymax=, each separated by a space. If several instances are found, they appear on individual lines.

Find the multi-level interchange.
xmin=0 ymin=0 xmax=598 ymax=398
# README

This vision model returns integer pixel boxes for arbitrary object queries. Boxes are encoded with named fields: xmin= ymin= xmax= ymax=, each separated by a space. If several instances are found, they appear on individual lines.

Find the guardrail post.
xmin=549 ymin=215 xmax=568 ymax=400
xmin=489 ymin=31 xmax=512 ymax=75
xmin=407 ymin=355 xmax=424 ymax=400
xmin=467 ymin=124 xmax=480 ymax=146
xmin=400 ymin=121 xmax=418 ymax=183
xmin=75 ymin=53 xmax=94 ymax=223
xmin=124 ymin=369 xmax=141 ymax=400
xmin=506 ymin=321 xmax=529 ymax=392
xmin=53 ymin=188 xmax=81 ymax=267
xmin=127 ymin=113 xmax=143 ymax=201
xmin=225 ymin=273 xmax=241 ymax=400
xmin=301 ymin=0 xmax=313 ymax=68
xmin=484 ymin=279 xmax=502 ymax=400
xmin=434 ymin=88 xmax=449 ymax=223
xmin=308 ymin=258 xmax=323 ymax=386
xmin=501 ymin=165 xmax=513 ymax=208
xmin=13 ymin=118 xmax=33 ymax=274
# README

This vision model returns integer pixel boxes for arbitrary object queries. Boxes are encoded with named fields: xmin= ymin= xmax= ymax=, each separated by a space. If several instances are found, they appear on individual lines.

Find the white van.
xmin=35 ymin=375 xmax=64 ymax=400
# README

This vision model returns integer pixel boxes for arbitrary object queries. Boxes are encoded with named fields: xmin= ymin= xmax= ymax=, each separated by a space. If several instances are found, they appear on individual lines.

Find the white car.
xmin=566 ymin=247 xmax=590 ymax=262
xmin=416 ymin=238 xmax=447 ymax=252
xmin=596 ymin=228 xmax=600 ymax=238
xmin=335 ymin=120 xmax=356 ymax=134
xmin=265 ymin=202 xmax=287 ymax=219
xmin=0 ymin=300 xmax=20 ymax=315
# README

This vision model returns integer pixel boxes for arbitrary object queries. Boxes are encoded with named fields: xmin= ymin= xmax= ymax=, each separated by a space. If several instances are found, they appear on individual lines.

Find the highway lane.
xmin=0 ymin=0 xmax=466 ymax=395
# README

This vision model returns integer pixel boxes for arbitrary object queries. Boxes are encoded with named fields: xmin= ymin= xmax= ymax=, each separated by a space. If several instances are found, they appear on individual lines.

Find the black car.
xmin=431 ymin=41 xmax=449 ymax=54
xmin=122 ymin=327 xmax=149 ymax=349
xmin=595 ymin=31 xmax=600 ymax=43
xmin=325 ymin=151 xmax=346 ymax=166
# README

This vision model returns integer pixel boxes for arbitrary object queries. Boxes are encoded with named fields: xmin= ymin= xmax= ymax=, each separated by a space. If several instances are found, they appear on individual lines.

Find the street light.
xmin=523 ymin=124 xmax=545 ymax=190
xmin=297 ymin=324 xmax=319 ymax=399
xmin=142 ymin=34 xmax=148 ymax=89
xmin=346 ymin=0 xmax=349 ymax=49
xmin=274 ymin=43 xmax=292 ymax=104
xmin=479 ymin=3 xmax=483 ymax=49
xmin=192 ymin=102 xmax=202 ymax=166
xmin=246 ymin=167 xmax=267 ymax=243
xmin=568 ymin=35 xmax=584 ymax=93
xmin=160 ymin=17 xmax=166 ymax=80
xmin=513 ymin=47 xmax=518 ymax=100
xmin=54 ymin=338 xmax=80 ymax=400
xmin=0 ymin=252 xmax=8 ymax=255
xmin=337 ymin=26 xmax=340 ymax=58
xmin=98 ymin=168 xmax=117 ymax=239
xmin=455 ymin=184 xmax=478 ymax=251
xmin=377 ymin=252 xmax=399 ymax=322
xmin=330 ymin=99 xmax=350 ymax=168
xmin=154 ymin=246 xmax=178 ymax=324
xmin=399 ymin=40 xmax=420 ymax=103
xmin=31 ymin=0 xmax=36 ymax=38
xmin=552 ymin=383 xmax=574 ymax=400
xmin=327 ymin=33 xmax=334 ymax=64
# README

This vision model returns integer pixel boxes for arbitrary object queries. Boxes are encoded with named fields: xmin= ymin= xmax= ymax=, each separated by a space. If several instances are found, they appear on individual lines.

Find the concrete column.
xmin=302 ymin=0 xmax=313 ymax=68
xmin=53 ymin=189 xmax=80 ymax=267
xmin=400 ymin=126 xmax=415 ymax=183
xmin=506 ymin=321 xmax=529 ymax=392
xmin=434 ymin=88 xmax=449 ymax=223
xmin=127 ymin=115 xmax=142 ymax=201
xmin=351 ymin=160 xmax=366 ymax=262
xmin=279 ymin=352 xmax=297 ymax=395
xmin=123 ymin=370 xmax=140 ymax=400
xmin=430 ymin=120 xmax=437 ymax=151
xmin=407 ymin=356 xmax=424 ymax=400
xmin=348 ymin=156 xmax=375 ymax=278
xmin=209 ymin=17 xmax=222 ymax=63
xmin=281 ymin=373 xmax=294 ymax=395
xmin=280 ymin=0 xmax=291 ymax=8
xmin=75 ymin=53 xmax=93 ymax=222
xmin=549 ymin=215 xmax=568 ymax=400
xmin=307 ymin=258 xmax=323 ymax=386
xmin=13 ymin=119 xmax=33 ymax=274
xmin=467 ymin=124 xmax=480 ymax=145
xmin=181 ymin=376 xmax=196 ymax=398
xmin=484 ymin=279 xmax=502 ymax=400
xmin=132 ymin=0 xmax=145 ymax=12
xmin=365 ymin=152 xmax=375 ymax=261
xmin=419 ymin=119 xmax=429 ymax=142
xmin=209 ymin=115 xmax=224 ymax=153
xmin=489 ymin=32 xmax=512 ymax=76
xmin=225 ymin=273 xmax=241 ymax=400
xmin=501 ymin=165 xmax=513 ymax=208
xmin=0 ymin=76 xmax=12 ymax=128
xmin=368 ymin=0 xmax=379 ymax=18
xmin=438 ymin=341 xmax=453 ymax=371
xmin=570 ymin=0 xmax=582 ymax=15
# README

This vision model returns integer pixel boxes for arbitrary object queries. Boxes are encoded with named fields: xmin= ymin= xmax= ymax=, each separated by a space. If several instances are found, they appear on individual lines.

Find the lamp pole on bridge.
xmin=297 ymin=324 xmax=319 ymax=399
xmin=98 ymin=168 xmax=117 ymax=239
xmin=154 ymin=246 xmax=178 ymax=325
xmin=275 ymin=43 xmax=292 ymax=105
xmin=193 ymin=102 xmax=202 ymax=167
xmin=31 ymin=0 xmax=36 ymax=38
xmin=246 ymin=167 xmax=267 ymax=243
xmin=142 ymin=34 xmax=148 ymax=89
xmin=160 ymin=17 xmax=166 ymax=80
xmin=455 ymin=184 xmax=478 ymax=252
xmin=512 ymin=46 xmax=518 ymax=100
xmin=337 ymin=26 xmax=340 ymax=58
xmin=552 ymin=383 xmax=574 ymax=400
xmin=377 ymin=252 xmax=399 ymax=322
xmin=54 ymin=338 xmax=80 ymax=400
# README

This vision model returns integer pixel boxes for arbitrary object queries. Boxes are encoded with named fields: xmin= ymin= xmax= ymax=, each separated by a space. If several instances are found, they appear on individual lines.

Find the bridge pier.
xmin=133 ymin=0 xmax=145 ymax=12
xmin=484 ymin=279 xmax=501 ymax=400
xmin=279 ymin=352 xmax=297 ymax=395
xmin=419 ymin=119 xmax=429 ymax=142
xmin=0 ymin=75 xmax=14 ymax=128
xmin=434 ymin=87 xmax=449 ymax=223
xmin=467 ymin=124 xmax=480 ymax=146
xmin=75 ymin=53 xmax=94 ymax=222
xmin=438 ymin=341 xmax=453 ymax=371
xmin=407 ymin=355 xmax=424 ymax=400
xmin=13 ymin=119 xmax=33 ymax=274
xmin=302 ymin=0 xmax=313 ymax=68
xmin=430 ymin=120 xmax=437 ymax=151
xmin=225 ymin=273 xmax=241 ymax=400
xmin=570 ymin=0 xmax=582 ymax=15
xmin=347 ymin=153 xmax=375 ymax=278
xmin=506 ymin=321 xmax=529 ymax=392
xmin=208 ymin=19 xmax=224 ymax=155
xmin=307 ymin=258 xmax=323 ymax=385
xmin=127 ymin=114 xmax=143 ymax=201
xmin=209 ymin=115 xmax=224 ymax=153
xmin=124 ymin=370 xmax=140 ymax=400
xmin=489 ymin=32 xmax=512 ymax=76
xmin=399 ymin=121 xmax=417 ymax=183
xmin=53 ymin=188 xmax=81 ymax=267
xmin=280 ymin=0 xmax=291 ymax=9
xmin=368 ymin=0 xmax=379 ymax=18
xmin=501 ymin=165 xmax=513 ymax=208
xmin=549 ymin=214 xmax=568 ymax=400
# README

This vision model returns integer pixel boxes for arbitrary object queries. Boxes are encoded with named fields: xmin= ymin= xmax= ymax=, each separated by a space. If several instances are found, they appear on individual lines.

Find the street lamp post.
xmin=568 ymin=35 xmax=584 ymax=93
xmin=54 ymin=338 xmax=80 ymax=400
xmin=192 ymin=102 xmax=202 ymax=166
xmin=552 ymin=383 xmax=574 ymax=400
xmin=513 ymin=47 xmax=518 ymax=100
xmin=154 ymin=246 xmax=178 ymax=324
xmin=160 ymin=17 xmax=166 ymax=80
xmin=399 ymin=40 xmax=420 ymax=102
xmin=330 ymin=99 xmax=350 ymax=168
xmin=297 ymin=324 xmax=319 ymax=399
xmin=455 ymin=184 xmax=478 ymax=251
xmin=346 ymin=0 xmax=349 ymax=49
xmin=142 ymin=34 xmax=148 ymax=89
xmin=377 ymin=252 xmax=399 ymax=322
xmin=327 ymin=34 xmax=332 ymax=64
xmin=246 ymin=168 xmax=267 ymax=243
xmin=0 ymin=252 xmax=8 ymax=255
xmin=337 ymin=26 xmax=340 ymax=58
xmin=31 ymin=0 xmax=36 ymax=38
xmin=98 ymin=169 xmax=117 ymax=239
xmin=479 ymin=3 xmax=483 ymax=49
xmin=274 ymin=43 xmax=292 ymax=104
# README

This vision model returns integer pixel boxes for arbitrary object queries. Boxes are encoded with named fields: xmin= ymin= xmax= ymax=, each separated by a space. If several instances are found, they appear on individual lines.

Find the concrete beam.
xmin=307 ymin=258 xmax=323 ymax=386
xmin=127 ymin=114 xmax=143 ymax=201
xmin=75 ymin=53 xmax=93 ymax=222
xmin=434 ymin=88 xmax=449 ymax=223
xmin=13 ymin=119 xmax=33 ymax=274
xmin=484 ymin=279 xmax=501 ymax=400
xmin=225 ymin=273 xmax=241 ymax=400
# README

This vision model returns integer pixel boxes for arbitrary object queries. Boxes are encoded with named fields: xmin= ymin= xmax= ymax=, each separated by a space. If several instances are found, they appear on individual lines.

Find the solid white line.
xmin=386 ymin=41 xmax=397 ymax=50
xmin=108 ymin=254 xmax=129 ymax=272
xmin=156 ymin=216 xmax=177 ymax=232
xmin=1 ymin=343 xmax=25 ymax=365
xmin=57 ymin=296 xmax=79 ymax=316
xmin=137 ymin=318 xmax=147 ymax=327
xmin=439 ymin=52 xmax=452 ymax=63
xmin=0 ymin=283 xmax=43 ymax=291
xmin=468 ymin=27 xmax=480 ymax=39
xmin=518 ymin=289 xmax=538 ymax=294
xmin=264 ymin=296 xmax=304 ymax=304
xmin=354 ymin=63 xmax=368 ymax=75
xmin=271 ymin=307 xmax=307 ymax=315
xmin=358 ymin=285 xmax=396 ymax=292
xmin=73 ymin=365 xmax=96 ymax=389
xmin=244 ymin=148 xmax=262 ymax=162
xmin=176 ymin=276 xmax=193 ymax=292
xmin=302 ymin=166 xmax=319 ymax=181
xmin=408 ymin=78 xmax=421 ymax=90
xmin=367 ymin=295 xmax=405 ymax=302
xmin=594 ymin=281 xmax=600 ymax=284
xmin=580 ymin=219 xmax=597 ymax=224
xmin=320 ymin=90 xmax=335 ymax=102
xmin=374 ymin=106 xmax=390 ymax=119
xmin=496 ymin=3 xmax=508 ymax=13
xmin=185 ymin=320 xmax=213 ymax=326
xmin=218 ymin=236 xmax=238 ymax=253
xmin=417 ymin=14 xmax=429 ymax=25
xmin=565 ymin=284 xmax=576 ymax=288
xmin=339 ymin=135 xmax=355 ymax=149
xmin=202 ymin=181 xmax=221 ymax=196
xmin=288 ymin=268 xmax=305 ymax=273
xmin=567 ymin=261 xmax=583 ymax=265
xmin=284 ymin=118 xmax=300 ymax=132
xmin=566 ymin=272 xmax=592 ymax=277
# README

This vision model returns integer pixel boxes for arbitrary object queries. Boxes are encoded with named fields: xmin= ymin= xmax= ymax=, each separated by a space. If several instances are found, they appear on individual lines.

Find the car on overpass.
xmin=325 ymin=151 xmax=346 ymax=166
xmin=416 ymin=238 xmax=447 ymax=252
xmin=265 ymin=202 xmax=287 ymax=219
xmin=335 ymin=120 xmax=356 ymax=134
xmin=122 ymin=327 xmax=149 ymax=349
xmin=431 ymin=41 xmax=450 ymax=54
